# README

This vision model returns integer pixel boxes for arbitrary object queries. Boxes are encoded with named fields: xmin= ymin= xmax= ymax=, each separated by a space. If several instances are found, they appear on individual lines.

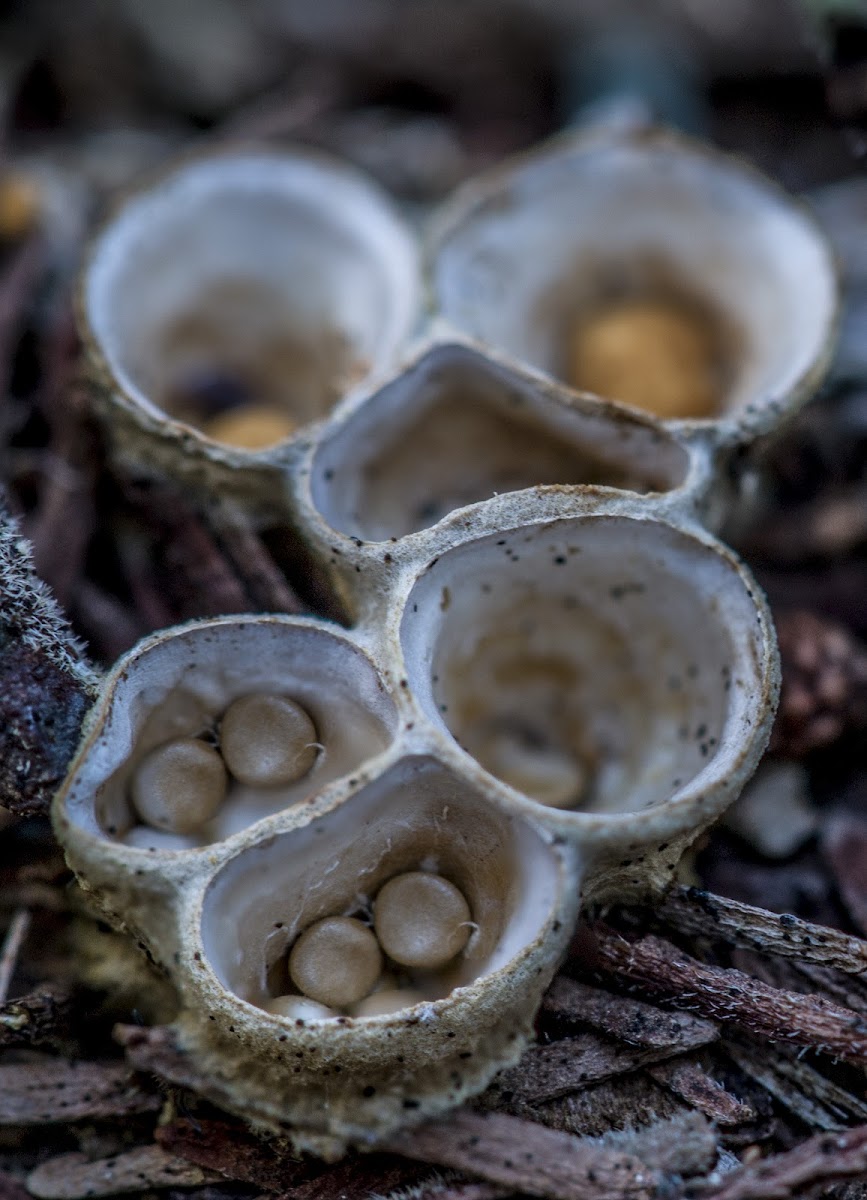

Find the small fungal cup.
xmin=400 ymin=509 xmax=778 ymax=898
xmin=308 ymin=341 xmax=691 ymax=543
xmin=429 ymin=125 xmax=837 ymax=436
xmin=186 ymin=758 xmax=578 ymax=1152
xmin=77 ymin=148 xmax=419 ymax=490
xmin=56 ymin=615 xmax=398 ymax=862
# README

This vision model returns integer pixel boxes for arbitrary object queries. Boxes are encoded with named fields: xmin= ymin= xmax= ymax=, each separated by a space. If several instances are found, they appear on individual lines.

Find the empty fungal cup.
xmin=401 ymin=513 xmax=776 ymax=843
xmin=430 ymin=126 xmax=837 ymax=431
xmin=79 ymin=149 xmax=419 ymax=450
xmin=309 ymin=341 xmax=690 ymax=542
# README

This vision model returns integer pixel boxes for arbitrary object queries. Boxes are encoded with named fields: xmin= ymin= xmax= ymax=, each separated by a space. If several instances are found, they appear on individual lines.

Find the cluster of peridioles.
xmin=124 ymin=693 xmax=318 ymax=847
xmin=264 ymin=870 xmax=475 ymax=1020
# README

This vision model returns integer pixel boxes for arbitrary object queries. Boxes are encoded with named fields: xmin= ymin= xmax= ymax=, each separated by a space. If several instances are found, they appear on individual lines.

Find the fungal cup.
xmin=309 ymin=341 xmax=691 ymax=543
xmin=429 ymin=125 xmax=837 ymax=437
xmin=78 ymin=148 xmax=419 ymax=495
xmin=55 ymin=125 xmax=837 ymax=1152
xmin=177 ymin=758 xmax=580 ymax=1152
xmin=399 ymin=509 xmax=776 ymax=898
xmin=57 ymin=616 xmax=397 ymax=860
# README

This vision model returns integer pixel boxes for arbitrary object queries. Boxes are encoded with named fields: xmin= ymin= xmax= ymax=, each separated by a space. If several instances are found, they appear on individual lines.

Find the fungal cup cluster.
xmin=55 ymin=126 xmax=838 ymax=1156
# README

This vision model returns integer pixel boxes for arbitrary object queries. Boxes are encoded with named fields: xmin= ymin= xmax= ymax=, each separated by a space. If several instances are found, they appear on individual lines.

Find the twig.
xmin=398 ymin=1185 xmax=507 ymax=1200
xmin=210 ymin=505 xmax=305 ymax=614
xmin=114 ymin=521 xmax=178 ymax=633
xmin=0 ymin=985 xmax=76 ymax=1047
xmin=72 ymin=580 xmax=146 ymax=663
xmin=822 ymin=812 xmax=867 ymax=938
xmin=584 ymin=925 xmax=867 ymax=1065
xmin=645 ymin=1058 xmax=756 ymax=1127
xmin=122 ymin=481 xmax=250 ymax=618
xmin=216 ymin=67 xmax=344 ymax=142
xmin=0 ymin=1061 xmax=160 ymax=1124
xmin=740 ymin=491 xmax=867 ymax=563
xmin=116 ymin=1022 xmax=213 ymax=1094
xmin=157 ymin=1117 xmax=428 ymax=1198
xmin=25 ymin=304 xmax=99 ymax=607
xmin=652 ymin=886 xmax=867 ymax=976
xmin=533 ymin=1073 xmax=696 ymax=1141
xmin=0 ymin=909 xmax=29 ymax=1003
xmin=724 ymin=1035 xmax=867 ymax=1128
xmin=790 ymin=959 xmax=867 ymax=1018
xmin=27 ymin=451 xmax=96 ymax=609
xmin=699 ymin=1126 xmax=867 ymax=1200
xmin=600 ymin=1112 xmax=717 ymax=1177
xmin=542 ymin=977 xmax=718 ymax=1047
xmin=27 ymin=471 xmax=97 ymax=611
xmin=259 ymin=525 xmax=352 ymax=625
xmin=722 ymin=1040 xmax=849 ymax=1133
xmin=163 ymin=510 xmax=251 ymax=617
xmin=0 ymin=234 xmax=42 ymax=392
xmin=281 ymin=1158 xmax=431 ymax=1200
xmin=0 ymin=1170 xmax=31 ymax=1200
xmin=827 ymin=62 xmax=867 ymax=123
xmin=0 ymin=879 xmax=68 ymax=912
xmin=491 ymin=1026 xmax=716 ymax=1106
xmin=756 ymin=561 xmax=867 ymax=639
xmin=155 ymin=1117 xmax=315 ymax=1193
xmin=26 ymin=1147 xmax=223 ymax=1200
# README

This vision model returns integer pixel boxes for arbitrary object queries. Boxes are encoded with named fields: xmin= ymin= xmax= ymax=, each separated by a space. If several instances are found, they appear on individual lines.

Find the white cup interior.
xmin=201 ymin=756 xmax=561 ymax=1008
xmin=401 ymin=516 xmax=769 ymax=815
xmin=311 ymin=343 xmax=690 ymax=541
xmin=432 ymin=132 xmax=836 ymax=421
xmin=64 ymin=618 xmax=398 ymax=846
xmin=84 ymin=152 xmax=419 ymax=433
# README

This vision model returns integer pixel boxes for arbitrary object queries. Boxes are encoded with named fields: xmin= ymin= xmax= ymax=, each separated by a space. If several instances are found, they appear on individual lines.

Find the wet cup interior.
xmin=401 ymin=517 xmax=770 ymax=815
xmin=82 ymin=152 xmax=419 ymax=441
